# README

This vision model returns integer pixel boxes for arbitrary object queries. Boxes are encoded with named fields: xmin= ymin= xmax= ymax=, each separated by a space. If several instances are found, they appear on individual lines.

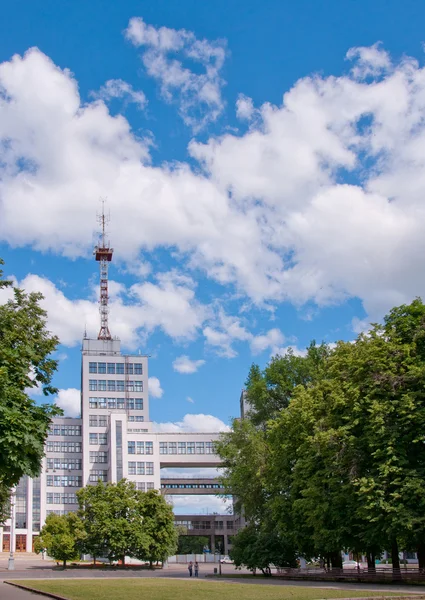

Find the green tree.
xmin=35 ymin=512 xmax=84 ymax=567
xmin=0 ymin=259 xmax=62 ymax=520
xmin=136 ymin=489 xmax=178 ymax=566
xmin=177 ymin=535 xmax=209 ymax=554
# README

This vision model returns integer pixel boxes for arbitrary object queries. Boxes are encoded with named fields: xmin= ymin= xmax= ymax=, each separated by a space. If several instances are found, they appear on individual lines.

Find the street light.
xmin=8 ymin=487 xmax=16 ymax=571
xmin=218 ymin=541 xmax=222 ymax=576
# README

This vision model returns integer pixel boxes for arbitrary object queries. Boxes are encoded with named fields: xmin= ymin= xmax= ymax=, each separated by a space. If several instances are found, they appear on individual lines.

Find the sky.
xmin=2 ymin=0 xmax=425 ymax=512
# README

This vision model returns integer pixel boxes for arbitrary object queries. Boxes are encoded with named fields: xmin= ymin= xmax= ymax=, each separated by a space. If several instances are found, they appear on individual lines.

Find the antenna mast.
xmin=94 ymin=199 xmax=113 ymax=340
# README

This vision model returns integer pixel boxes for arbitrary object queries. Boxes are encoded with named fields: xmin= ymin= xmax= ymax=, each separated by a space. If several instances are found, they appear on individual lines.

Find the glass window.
xmin=134 ymin=364 xmax=143 ymax=375
xmin=178 ymin=442 xmax=186 ymax=454
xmin=146 ymin=462 xmax=154 ymax=475
xmin=127 ymin=398 xmax=135 ymax=410
xmin=147 ymin=482 xmax=154 ymax=490
xmin=107 ymin=363 xmax=115 ymax=374
xmin=89 ymin=362 xmax=97 ymax=373
xmin=89 ymin=380 xmax=97 ymax=391
xmin=128 ymin=441 xmax=136 ymax=454
xmin=128 ymin=462 xmax=136 ymax=475
xmin=116 ymin=363 xmax=124 ymax=374
xmin=128 ymin=416 xmax=135 ymax=422
xmin=98 ymin=380 xmax=106 ymax=391
xmin=159 ymin=442 xmax=167 ymax=455
xmin=169 ymin=442 xmax=177 ymax=455
xmin=98 ymin=362 xmax=106 ymax=374
xmin=89 ymin=470 xmax=107 ymax=482
xmin=99 ymin=433 xmax=107 ymax=445
xmin=90 ymin=451 xmax=108 ymax=464
xmin=89 ymin=433 xmax=98 ymax=445
xmin=98 ymin=397 xmax=107 ymax=409
xmin=135 ymin=399 xmax=143 ymax=410
xmin=126 ymin=381 xmax=134 ymax=392
xmin=108 ymin=398 xmax=116 ymax=409
xmin=137 ymin=462 xmax=145 ymax=475
xmin=116 ymin=381 xmax=125 ymax=392
xmin=89 ymin=398 xmax=98 ymax=409
xmin=117 ymin=398 xmax=125 ymax=409
xmin=196 ymin=442 xmax=205 ymax=454
xmin=137 ymin=482 xmax=145 ymax=491
xmin=136 ymin=441 xmax=144 ymax=454
xmin=126 ymin=363 xmax=134 ymax=375
xmin=135 ymin=381 xmax=143 ymax=392
xmin=205 ymin=442 xmax=214 ymax=454
xmin=135 ymin=415 xmax=144 ymax=422
xmin=187 ymin=442 xmax=195 ymax=455
xmin=145 ymin=442 xmax=153 ymax=455
xmin=107 ymin=380 xmax=116 ymax=392
xmin=89 ymin=415 xmax=98 ymax=427
xmin=99 ymin=416 xmax=107 ymax=427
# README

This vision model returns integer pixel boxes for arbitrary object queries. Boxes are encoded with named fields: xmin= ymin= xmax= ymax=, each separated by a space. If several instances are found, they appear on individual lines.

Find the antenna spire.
xmin=94 ymin=199 xmax=113 ymax=340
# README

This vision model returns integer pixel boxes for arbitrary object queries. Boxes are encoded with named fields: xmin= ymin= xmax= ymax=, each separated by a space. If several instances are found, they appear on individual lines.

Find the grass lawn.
xmin=12 ymin=579 xmax=415 ymax=600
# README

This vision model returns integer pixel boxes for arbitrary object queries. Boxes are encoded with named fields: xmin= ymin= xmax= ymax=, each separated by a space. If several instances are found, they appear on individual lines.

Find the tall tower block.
xmin=94 ymin=202 xmax=113 ymax=340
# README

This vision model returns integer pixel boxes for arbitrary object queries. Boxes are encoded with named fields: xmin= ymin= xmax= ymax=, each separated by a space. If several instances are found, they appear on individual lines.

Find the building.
xmin=0 ymin=212 xmax=226 ymax=555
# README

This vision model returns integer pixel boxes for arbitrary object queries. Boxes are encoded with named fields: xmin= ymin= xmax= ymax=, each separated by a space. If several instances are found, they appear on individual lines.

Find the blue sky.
xmin=2 ymin=0 xmax=425 ymax=434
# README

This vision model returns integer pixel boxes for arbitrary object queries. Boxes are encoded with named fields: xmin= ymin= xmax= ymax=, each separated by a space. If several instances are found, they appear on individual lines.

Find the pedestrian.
xmin=194 ymin=561 xmax=199 ymax=577
xmin=188 ymin=561 xmax=193 ymax=577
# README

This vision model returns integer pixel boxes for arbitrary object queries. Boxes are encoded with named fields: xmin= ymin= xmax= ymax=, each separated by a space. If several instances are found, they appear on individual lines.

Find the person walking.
xmin=188 ymin=561 xmax=193 ymax=577
xmin=194 ymin=561 xmax=199 ymax=577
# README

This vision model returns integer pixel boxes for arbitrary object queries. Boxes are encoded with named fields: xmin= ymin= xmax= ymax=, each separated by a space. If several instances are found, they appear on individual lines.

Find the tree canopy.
xmin=35 ymin=512 xmax=84 ymax=567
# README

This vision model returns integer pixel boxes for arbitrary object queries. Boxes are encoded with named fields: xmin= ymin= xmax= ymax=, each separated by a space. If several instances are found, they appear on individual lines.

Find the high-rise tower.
xmin=94 ymin=201 xmax=113 ymax=340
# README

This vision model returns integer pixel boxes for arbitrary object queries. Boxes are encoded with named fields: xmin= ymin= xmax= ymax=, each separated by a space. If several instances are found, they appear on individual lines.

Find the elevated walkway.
xmin=161 ymin=478 xmax=224 ymax=495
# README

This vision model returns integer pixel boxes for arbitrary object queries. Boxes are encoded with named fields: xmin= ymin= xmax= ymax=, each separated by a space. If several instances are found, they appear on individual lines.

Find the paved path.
xmin=0 ymin=582 xmax=40 ymax=599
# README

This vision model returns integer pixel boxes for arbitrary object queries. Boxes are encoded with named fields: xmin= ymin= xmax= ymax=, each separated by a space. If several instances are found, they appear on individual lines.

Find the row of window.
xmin=89 ymin=397 xmax=144 ymax=410
xmin=89 ymin=433 xmax=108 ymax=445
xmin=90 ymin=451 xmax=108 ymax=463
xmin=89 ymin=470 xmax=108 ymax=482
xmin=47 ymin=476 xmax=82 ymax=487
xmin=46 ymin=493 xmax=78 ymax=504
xmin=49 ymin=425 xmax=82 ymax=437
xmin=136 ymin=482 xmax=155 ymax=491
xmin=89 ymin=380 xmax=143 ymax=392
xmin=159 ymin=441 xmax=215 ymax=455
xmin=128 ymin=461 xmax=154 ymax=475
xmin=46 ymin=442 xmax=82 ymax=453
xmin=89 ymin=415 xmax=108 ymax=427
xmin=89 ymin=362 xmax=143 ymax=375
xmin=46 ymin=459 xmax=82 ymax=470
xmin=47 ymin=509 xmax=74 ymax=516
xmin=161 ymin=483 xmax=223 ymax=489
xmin=128 ymin=416 xmax=145 ymax=422
xmin=128 ymin=441 xmax=153 ymax=455
xmin=175 ymin=520 xmax=234 ymax=530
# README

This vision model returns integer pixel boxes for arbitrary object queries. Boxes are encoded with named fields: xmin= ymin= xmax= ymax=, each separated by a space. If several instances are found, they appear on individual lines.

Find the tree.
xmin=135 ymin=489 xmax=178 ymax=566
xmin=0 ymin=258 xmax=61 ymax=519
xmin=34 ymin=512 xmax=84 ymax=567
xmin=177 ymin=535 xmax=209 ymax=554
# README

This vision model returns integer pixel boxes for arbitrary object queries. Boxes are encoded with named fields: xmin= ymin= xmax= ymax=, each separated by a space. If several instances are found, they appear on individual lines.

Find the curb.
xmin=4 ymin=581 xmax=69 ymax=600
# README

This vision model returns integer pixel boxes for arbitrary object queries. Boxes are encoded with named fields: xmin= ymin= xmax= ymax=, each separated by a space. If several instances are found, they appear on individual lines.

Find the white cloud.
xmin=153 ymin=413 xmax=229 ymax=433
xmin=173 ymin=355 xmax=205 ymax=374
xmin=346 ymin=42 xmax=392 ymax=80
xmin=250 ymin=327 xmax=284 ymax=355
xmin=54 ymin=388 xmax=81 ymax=418
xmin=236 ymin=94 xmax=255 ymax=120
xmin=125 ymin=17 xmax=226 ymax=130
xmin=148 ymin=376 xmax=163 ymax=399
xmin=91 ymin=79 xmax=147 ymax=109
xmin=171 ymin=494 xmax=232 ymax=516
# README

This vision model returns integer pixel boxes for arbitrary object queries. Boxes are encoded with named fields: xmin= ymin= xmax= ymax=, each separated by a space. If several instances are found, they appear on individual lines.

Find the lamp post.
xmin=8 ymin=487 xmax=16 ymax=570
xmin=218 ymin=541 xmax=222 ymax=576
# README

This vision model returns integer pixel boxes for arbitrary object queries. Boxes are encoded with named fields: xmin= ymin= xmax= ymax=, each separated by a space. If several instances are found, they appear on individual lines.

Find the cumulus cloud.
xmin=91 ymin=78 xmax=147 ymax=109
xmin=171 ymin=494 xmax=232 ymax=516
xmin=153 ymin=413 xmax=229 ymax=433
xmin=54 ymin=388 xmax=81 ymax=418
xmin=125 ymin=17 xmax=226 ymax=130
xmin=148 ymin=376 xmax=163 ymax=398
xmin=173 ymin=355 xmax=205 ymax=374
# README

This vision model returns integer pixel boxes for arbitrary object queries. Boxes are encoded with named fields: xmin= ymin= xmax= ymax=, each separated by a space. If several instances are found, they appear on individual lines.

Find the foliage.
xmin=0 ymin=258 xmax=62 ymax=520
xmin=177 ymin=535 xmax=209 ymax=554
xmin=230 ymin=522 xmax=298 ymax=575
xmin=77 ymin=480 xmax=177 ymax=565
xmin=35 ymin=512 xmax=84 ymax=566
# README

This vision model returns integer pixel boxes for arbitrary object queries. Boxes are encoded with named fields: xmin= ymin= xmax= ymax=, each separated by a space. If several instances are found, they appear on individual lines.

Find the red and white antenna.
xmin=94 ymin=199 xmax=113 ymax=341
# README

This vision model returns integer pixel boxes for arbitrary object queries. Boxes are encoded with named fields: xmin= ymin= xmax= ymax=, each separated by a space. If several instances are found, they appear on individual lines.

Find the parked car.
xmin=220 ymin=556 xmax=234 ymax=564
xmin=342 ymin=560 xmax=362 ymax=569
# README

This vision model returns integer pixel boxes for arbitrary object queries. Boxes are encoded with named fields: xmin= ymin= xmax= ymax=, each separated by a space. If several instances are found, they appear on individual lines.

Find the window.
xmin=107 ymin=363 xmax=115 ymax=374
xmin=46 ymin=442 xmax=82 ymax=453
xmin=46 ymin=458 xmax=81 ymax=470
xmin=135 ymin=415 xmax=144 ymax=422
xmin=117 ymin=381 xmax=124 ymax=392
xmin=50 ymin=425 xmax=82 ymax=436
xmin=89 ymin=362 xmax=97 ymax=373
xmin=89 ymin=433 xmax=98 ymax=445
xmin=99 ymin=433 xmax=107 ymax=445
xmin=99 ymin=416 xmax=107 ymax=427
xmin=205 ymin=442 xmax=214 ymax=454
xmin=226 ymin=521 xmax=234 ymax=529
xmin=134 ymin=364 xmax=143 ymax=375
xmin=168 ymin=442 xmax=177 ymax=455
xmin=135 ymin=381 xmax=143 ymax=392
xmin=47 ymin=476 xmax=82 ymax=488
xmin=187 ymin=442 xmax=195 ymax=455
xmin=89 ymin=398 xmax=98 ymax=409
xmin=178 ymin=442 xmax=186 ymax=454
xmin=98 ymin=380 xmax=106 ymax=391
xmin=108 ymin=398 xmax=116 ymax=409
xmin=136 ymin=482 xmax=145 ymax=491
xmin=98 ymin=362 xmax=106 ymax=374
xmin=147 ymin=482 xmax=154 ymax=490
xmin=128 ymin=416 xmax=134 ymax=422
xmin=128 ymin=461 xmax=136 ymax=475
xmin=89 ymin=470 xmax=108 ymax=482
xmin=126 ymin=381 xmax=134 ymax=392
xmin=126 ymin=363 xmax=134 ymax=375
xmin=135 ymin=399 xmax=143 ymax=410
xmin=116 ymin=363 xmax=124 ymax=374
xmin=89 ymin=451 xmax=108 ymax=463
xmin=98 ymin=398 xmax=107 ymax=409
xmin=196 ymin=442 xmax=205 ymax=454
xmin=128 ymin=441 xmax=136 ymax=454
xmin=159 ymin=442 xmax=167 ymax=455
xmin=89 ymin=380 xmax=97 ymax=391
xmin=137 ymin=462 xmax=145 ymax=475
xmin=107 ymin=380 xmax=116 ymax=392
xmin=117 ymin=398 xmax=125 ymax=409
xmin=145 ymin=442 xmax=153 ymax=455
xmin=136 ymin=441 xmax=144 ymax=454
xmin=146 ymin=462 xmax=154 ymax=475
xmin=89 ymin=416 xmax=98 ymax=427
xmin=126 ymin=398 xmax=135 ymax=410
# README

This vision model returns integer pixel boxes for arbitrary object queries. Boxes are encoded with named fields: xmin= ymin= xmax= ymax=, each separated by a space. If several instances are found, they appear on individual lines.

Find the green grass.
xmin=11 ymin=579 xmax=415 ymax=600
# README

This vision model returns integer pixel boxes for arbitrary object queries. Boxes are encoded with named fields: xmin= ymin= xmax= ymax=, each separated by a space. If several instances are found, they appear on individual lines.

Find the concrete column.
xmin=26 ymin=477 xmax=33 ymax=553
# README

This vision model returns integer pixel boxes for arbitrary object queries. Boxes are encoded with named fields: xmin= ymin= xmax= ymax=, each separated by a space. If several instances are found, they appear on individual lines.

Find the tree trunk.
xmin=330 ymin=551 xmax=343 ymax=571
xmin=391 ymin=538 xmax=401 ymax=578
xmin=326 ymin=554 xmax=330 ymax=571
xmin=122 ymin=554 xmax=126 ymax=567
xmin=93 ymin=555 xmax=96 ymax=566
xmin=367 ymin=551 xmax=376 ymax=573
xmin=63 ymin=559 xmax=67 ymax=569
xmin=417 ymin=542 xmax=425 ymax=572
